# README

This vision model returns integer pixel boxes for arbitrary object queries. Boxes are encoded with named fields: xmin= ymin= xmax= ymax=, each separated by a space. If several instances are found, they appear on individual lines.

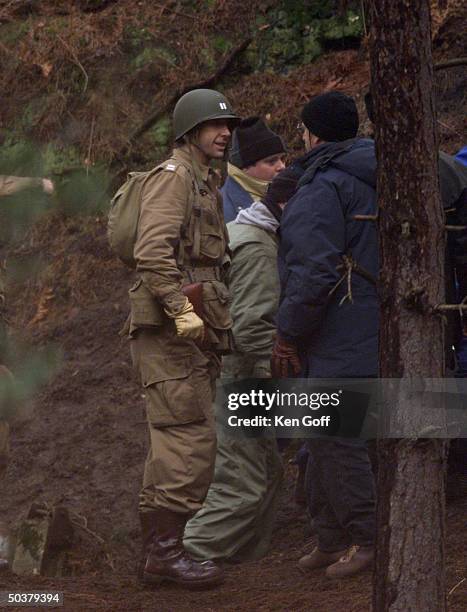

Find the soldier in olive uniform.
xmin=129 ymin=89 xmax=239 ymax=588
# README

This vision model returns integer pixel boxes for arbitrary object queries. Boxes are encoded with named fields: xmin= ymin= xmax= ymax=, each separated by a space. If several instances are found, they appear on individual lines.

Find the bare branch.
xmin=354 ymin=214 xmax=379 ymax=221
xmin=434 ymin=57 xmax=467 ymax=70
xmin=127 ymin=37 xmax=253 ymax=145
xmin=57 ymin=35 xmax=89 ymax=94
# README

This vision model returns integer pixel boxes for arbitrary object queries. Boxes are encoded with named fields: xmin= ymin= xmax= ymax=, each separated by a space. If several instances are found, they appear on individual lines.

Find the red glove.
xmin=271 ymin=335 xmax=301 ymax=378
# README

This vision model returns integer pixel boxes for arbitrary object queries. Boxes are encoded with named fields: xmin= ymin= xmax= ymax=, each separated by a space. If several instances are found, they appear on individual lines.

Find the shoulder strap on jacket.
xmin=167 ymin=158 xmax=202 ymax=264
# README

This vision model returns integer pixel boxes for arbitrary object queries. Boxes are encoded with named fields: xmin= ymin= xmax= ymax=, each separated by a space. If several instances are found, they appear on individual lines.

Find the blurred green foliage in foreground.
xmin=0 ymin=345 xmax=63 ymax=422
xmin=0 ymin=139 xmax=110 ymax=421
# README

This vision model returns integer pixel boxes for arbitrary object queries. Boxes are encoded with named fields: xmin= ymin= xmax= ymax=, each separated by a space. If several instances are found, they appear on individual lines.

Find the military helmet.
xmin=173 ymin=89 xmax=240 ymax=141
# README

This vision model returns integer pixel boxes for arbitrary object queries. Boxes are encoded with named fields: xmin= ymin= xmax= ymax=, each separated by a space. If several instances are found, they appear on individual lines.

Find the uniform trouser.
xmin=183 ymin=405 xmax=284 ymax=562
xmin=307 ymin=437 xmax=376 ymax=553
xmin=130 ymin=327 xmax=220 ymax=515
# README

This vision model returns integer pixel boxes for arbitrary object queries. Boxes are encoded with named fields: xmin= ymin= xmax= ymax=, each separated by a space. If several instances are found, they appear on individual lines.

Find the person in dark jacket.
xmin=365 ymin=91 xmax=467 ymax=372
xmin=272 ymin=92 xmax=378 ymax=579
xmin=364 ymin=95 xmax=467 ymax=499
xmin=221 ymin=117 xmax=286 ymax=222
xmin=449 ymin=147 xmax=467 ymax=376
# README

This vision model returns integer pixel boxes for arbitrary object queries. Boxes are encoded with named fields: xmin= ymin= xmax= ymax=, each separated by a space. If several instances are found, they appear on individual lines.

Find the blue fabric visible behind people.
xmin=277 ymin=139 xmax=379 ymax=377
xmin=455 ymin=146 xmax=467 ymax=167
xmin=221 ymin=176 xmax=253 ymax=223
xmin=454 ymin=145 xmax=467 ymax=375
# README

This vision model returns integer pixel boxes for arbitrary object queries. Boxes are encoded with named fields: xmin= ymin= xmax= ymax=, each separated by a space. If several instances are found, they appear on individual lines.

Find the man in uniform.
xmin=128 ymin=89 xmax=239 ymax=588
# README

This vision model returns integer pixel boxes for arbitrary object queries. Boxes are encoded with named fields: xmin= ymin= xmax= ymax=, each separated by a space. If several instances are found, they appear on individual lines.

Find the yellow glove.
xmin=170 ymin=298 xmax=204 ymax=340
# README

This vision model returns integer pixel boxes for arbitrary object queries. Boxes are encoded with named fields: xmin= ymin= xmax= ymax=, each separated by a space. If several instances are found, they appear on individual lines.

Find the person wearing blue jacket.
xmin=452 ymin=146 xmax=467 ymax=376
xmin=272 ymin=92 xmax=378 ymax=579
xmin=364 ymin=93 xmax=467 ymax=375
xmin=221 ymin=117 xmax=286 ymax=222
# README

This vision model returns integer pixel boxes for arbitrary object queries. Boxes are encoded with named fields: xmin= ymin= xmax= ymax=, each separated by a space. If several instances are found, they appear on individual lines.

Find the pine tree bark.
xmin=368 ymin=1 xmax=447 ymax=610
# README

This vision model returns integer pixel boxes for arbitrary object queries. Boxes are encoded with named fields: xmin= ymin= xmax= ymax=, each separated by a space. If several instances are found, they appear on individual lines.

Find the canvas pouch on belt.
xmin=125 ymin=271 xmax=233 ymax=350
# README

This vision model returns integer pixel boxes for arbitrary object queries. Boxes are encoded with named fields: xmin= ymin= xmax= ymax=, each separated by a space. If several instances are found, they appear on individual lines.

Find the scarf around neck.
xmin=227 ymin=162 xmax=270 ymax=200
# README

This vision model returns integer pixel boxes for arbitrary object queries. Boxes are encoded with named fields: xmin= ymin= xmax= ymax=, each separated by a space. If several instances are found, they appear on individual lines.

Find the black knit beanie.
xmin=301 ymin=92 xmax=359 ymax=142
xmin=229 ymin=116 xmax=286 ymax=168
xmin=262 ymin=166 xmax=301 ymax=221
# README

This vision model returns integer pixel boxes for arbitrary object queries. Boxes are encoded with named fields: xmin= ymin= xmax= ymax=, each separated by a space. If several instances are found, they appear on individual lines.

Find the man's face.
xmin=195 ymin=119 xmax=232 ymax=160
xmin=244 ymin=154 xmax=286 ymax=181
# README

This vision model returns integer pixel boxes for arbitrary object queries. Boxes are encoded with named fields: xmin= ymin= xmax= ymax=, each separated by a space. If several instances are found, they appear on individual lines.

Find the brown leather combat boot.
xmin=325 ymin=545 xmax=374 ymax=579
xmin=298 ymin=546 xmax=348 ymax=572
xmin=143 ymin=508 xmax=223 ymax=589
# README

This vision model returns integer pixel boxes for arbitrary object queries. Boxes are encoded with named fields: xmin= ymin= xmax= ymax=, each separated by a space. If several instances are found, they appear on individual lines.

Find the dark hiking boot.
xmin=138 ymin=511 xmax=159 ymax=581
xmin=298 ymin=546 xmax=348 ymax=572
xmin=143 ymin=508 xmax=223 ymax=589
xmin=325 ymin=545 xmax=374 ymax=579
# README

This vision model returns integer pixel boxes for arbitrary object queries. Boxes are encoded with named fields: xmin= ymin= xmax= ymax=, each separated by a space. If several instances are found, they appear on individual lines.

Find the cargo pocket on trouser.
xmin=140 ymin=351 xmax=217 ymax=513
xmin=140 ymin=354 xmax=205 ymax=427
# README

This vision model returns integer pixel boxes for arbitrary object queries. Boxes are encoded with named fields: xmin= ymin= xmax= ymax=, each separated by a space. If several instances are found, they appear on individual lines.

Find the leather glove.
xmin=170 ymin=298 xmax=204 ymax=340
xmin=271 ymin=335 xmax=301 ymax=378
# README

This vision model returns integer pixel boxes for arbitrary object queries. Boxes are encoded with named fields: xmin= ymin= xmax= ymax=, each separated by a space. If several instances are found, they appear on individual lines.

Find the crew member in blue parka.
xmin=272 ymin=92 xmax=378 ymax=580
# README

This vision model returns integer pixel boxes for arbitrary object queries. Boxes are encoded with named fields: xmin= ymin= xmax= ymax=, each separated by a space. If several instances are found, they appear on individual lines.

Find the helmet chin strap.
xmin=187 ymin=138 xmax=211 ymax=166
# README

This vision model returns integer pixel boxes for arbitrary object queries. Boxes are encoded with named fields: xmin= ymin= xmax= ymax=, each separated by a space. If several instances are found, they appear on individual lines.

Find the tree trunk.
xmin=368 ymin=1 xmax=447 ymax=610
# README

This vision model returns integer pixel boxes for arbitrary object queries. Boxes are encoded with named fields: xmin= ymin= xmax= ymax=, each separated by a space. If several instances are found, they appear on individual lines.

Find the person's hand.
xmin=42 ymin=178 xmax=54 ymax=195
xmin=271 ymin=335 xmax=301 ymax=378
xmin=172 ymin=298 xmax=204 ymax=340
